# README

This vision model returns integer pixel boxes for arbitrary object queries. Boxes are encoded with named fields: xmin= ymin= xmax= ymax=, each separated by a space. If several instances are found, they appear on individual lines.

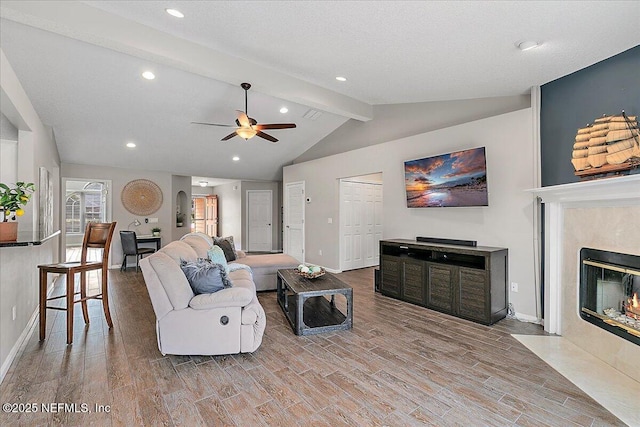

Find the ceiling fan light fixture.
xmin=165 ymin=8 xmax=184 ymax=18
xmin=236 ymin=127 xmax=257 ymax=140
xmin=198 ymin=180 xmax=208 ymax=187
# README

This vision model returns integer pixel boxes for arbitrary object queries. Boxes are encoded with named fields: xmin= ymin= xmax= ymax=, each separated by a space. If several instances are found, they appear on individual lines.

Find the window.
xmin=65 ymin=182 xmax=105 ymax=233
xmin=65 ymin=194 xmax=81 ymax=233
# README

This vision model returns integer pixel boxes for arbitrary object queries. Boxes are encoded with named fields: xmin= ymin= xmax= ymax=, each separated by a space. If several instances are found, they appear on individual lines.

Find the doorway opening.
xmin=63 ymin=178 xmax=111 ymax=261
xmin=192 ymin=195 xmax=218 ymax=237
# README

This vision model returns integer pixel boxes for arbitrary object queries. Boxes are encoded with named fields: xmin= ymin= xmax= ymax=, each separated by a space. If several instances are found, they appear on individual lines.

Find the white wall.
xmin=284 ymin=108 xmax=538 ymax=318
xmin=191 ymin=185 xmax=214 ymax=196
xmin=212 ymin=181 xmax=242 ymax=248
xmin=62 ymin=163 xmax=174 ymax=267
xmin=0 ymin=49 xmax=61 ymax=380
xmin=0 ymin=112 xmax=19 ymax=141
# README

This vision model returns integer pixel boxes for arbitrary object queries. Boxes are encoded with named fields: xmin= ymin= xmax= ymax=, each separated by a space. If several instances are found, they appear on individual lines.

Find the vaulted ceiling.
xmin=1 ymin=1 xmax=638 ymax=181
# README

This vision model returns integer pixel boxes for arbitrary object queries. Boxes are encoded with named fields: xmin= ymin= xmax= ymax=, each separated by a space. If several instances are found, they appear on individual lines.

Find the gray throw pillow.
xmin=180 ymin=258 xmax=232 ymax=295
xmin=214 ymin=238 xmax=237 ymax=262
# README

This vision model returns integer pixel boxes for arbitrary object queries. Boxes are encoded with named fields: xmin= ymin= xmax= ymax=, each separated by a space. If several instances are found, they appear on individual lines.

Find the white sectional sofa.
xmin=179 ymin=232 xmax=300 ymax=292
xmin=234 ymin=251 xmax=300 ymax=291
xmin=139 ymin=236 xmax=266 ymax=356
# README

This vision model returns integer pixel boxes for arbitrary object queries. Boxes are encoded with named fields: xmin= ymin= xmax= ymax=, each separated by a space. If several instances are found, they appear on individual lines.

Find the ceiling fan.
xmin=191 ymin=82 xmax=296 ymax=143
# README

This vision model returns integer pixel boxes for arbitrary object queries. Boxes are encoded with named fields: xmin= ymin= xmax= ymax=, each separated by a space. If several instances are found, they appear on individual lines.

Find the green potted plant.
xmin=0 ymin=181 xmax=35 ymax=241
xmin=151 ymin=226 xmax=161 ymax=237
xmin=176 ymin=212 xmax=185 ymax=227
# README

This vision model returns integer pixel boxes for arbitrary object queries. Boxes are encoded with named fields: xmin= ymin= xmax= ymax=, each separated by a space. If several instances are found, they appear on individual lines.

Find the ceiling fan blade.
xmin=236 ymin=110 xmax=251 ymax=127
xmin=221 ymin=132 xmax=238 ymax=141
xmin=256 ymin=131 xmax=278 ymax=143
xmin=191 ymin=121 xmax=236 ymax=127
xmin=253 ymin=123 xmax=297 ymax=130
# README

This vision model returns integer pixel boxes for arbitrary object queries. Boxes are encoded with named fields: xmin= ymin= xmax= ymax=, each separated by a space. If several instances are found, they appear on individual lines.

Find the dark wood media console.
xmin=380 ymin=239 xmax=508 ymax=325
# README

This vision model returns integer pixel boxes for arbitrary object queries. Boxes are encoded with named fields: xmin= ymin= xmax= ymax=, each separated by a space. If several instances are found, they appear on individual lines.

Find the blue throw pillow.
xmin=207 ymin=245 xmax=228 ymax=273
xmin=180 ymin=258 xmax=232 ymax=295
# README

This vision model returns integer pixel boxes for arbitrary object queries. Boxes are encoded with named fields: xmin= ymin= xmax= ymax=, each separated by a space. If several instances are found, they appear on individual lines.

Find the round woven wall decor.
xmin=121 ymin=179 xmax=163 ymax=216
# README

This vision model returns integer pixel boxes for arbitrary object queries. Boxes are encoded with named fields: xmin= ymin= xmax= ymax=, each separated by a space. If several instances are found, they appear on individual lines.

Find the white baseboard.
xmin=324 ymin=267 xmax=342 ymax=274
xmin=514 ymin=312 xmax=543 ymax=324
xmin=0 ymin=306 xmax=39 ymax=384
xmin=0 ymin=281 xmax=56 ymax=384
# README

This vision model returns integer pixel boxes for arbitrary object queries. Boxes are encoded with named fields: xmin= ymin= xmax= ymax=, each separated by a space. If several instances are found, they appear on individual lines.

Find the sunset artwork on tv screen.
xmin=404 ymin=147 xmax=488 ymax=208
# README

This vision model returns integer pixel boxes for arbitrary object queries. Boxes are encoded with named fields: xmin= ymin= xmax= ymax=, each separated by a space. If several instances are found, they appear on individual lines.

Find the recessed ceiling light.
xmin=517 ymin=41 xmax=540 ymax=51
xmin=335 ymin=76 xmax=347 ymax=82
xmin=165 ymin=8 xmax=184 ymax=18
xmin=126 ymin=142 xmax=136 ymax=148
xmin=232 ymin=156 xmax=240 ymax=161
xmin=142 ymin=71 xmax=155 ymax=80
xmin=279 ymin=107 xmax=289 ymax=114
xmin=198 ymin=180 xmax=208 ymax=187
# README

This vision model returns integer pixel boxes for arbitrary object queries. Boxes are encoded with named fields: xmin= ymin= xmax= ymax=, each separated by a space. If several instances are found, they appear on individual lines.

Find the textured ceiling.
xmin=84 ymin=0 xmax=640 ymax=104
xmin=1 ymin=1 xmax=639 ymax=181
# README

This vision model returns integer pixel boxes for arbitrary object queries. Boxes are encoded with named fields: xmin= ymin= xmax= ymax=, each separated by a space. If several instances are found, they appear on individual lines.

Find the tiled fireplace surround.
xmin=533 ymin=175 xmax=640 ymax=383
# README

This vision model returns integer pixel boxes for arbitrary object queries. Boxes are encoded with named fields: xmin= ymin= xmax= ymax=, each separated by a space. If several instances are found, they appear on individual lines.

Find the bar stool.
xmin=38 ymin=222 xmax=116 ymax=344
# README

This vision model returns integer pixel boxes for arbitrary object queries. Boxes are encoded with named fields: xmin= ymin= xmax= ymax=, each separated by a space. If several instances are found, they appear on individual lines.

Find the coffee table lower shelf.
xmin=277 ymin=269 xmax=353 ymax=336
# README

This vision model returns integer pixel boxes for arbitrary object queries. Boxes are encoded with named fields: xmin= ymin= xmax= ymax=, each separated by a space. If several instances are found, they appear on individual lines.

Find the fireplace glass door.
xmin=580 ymin=248 xmax=640 ymax=346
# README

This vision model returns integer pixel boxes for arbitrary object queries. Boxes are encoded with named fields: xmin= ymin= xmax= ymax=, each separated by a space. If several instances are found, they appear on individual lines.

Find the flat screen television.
xmin=404 ymin=146 xmax=488 ymax=208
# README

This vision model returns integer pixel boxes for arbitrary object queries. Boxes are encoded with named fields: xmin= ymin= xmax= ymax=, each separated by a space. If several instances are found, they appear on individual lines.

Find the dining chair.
xmin=119 ymin=230 xmax=155 ymax=272
xmin=38 ymin=221 xmax=116 ymax=344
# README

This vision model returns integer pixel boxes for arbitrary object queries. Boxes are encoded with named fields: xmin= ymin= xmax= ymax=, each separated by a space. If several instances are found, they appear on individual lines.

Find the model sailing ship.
xmin=571 ymin=111 xmax=640 ymax=178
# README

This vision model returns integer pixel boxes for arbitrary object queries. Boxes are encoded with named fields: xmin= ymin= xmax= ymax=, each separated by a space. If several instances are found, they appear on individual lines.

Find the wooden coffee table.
xmin=277 ymin=269 xmax=353 ymax=336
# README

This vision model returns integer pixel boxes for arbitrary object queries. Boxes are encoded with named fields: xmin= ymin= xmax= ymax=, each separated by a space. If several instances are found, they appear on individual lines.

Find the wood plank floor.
xmin=0 ymin=267 xmax=625 ymax=426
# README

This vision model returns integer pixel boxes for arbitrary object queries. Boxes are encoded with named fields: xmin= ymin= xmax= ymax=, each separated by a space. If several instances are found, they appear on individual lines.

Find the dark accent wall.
xmin=541 ymin=45 xmax=640 ymax=186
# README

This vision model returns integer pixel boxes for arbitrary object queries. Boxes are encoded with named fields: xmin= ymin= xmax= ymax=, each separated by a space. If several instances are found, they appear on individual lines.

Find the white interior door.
xmin=340 ymin=179 xmax=383 ymax=271
xmin=285 ymin=181 xmax=304 ymax=263
xmin=341 ymin=181 xmax=364 ymax=270
xmin=363 ymin=184 xmax=375 ymax=266
xmin=373 ymin=184 xmax=383 ymax=265
xmin=247 ymin=190 xmax=272 ymax=252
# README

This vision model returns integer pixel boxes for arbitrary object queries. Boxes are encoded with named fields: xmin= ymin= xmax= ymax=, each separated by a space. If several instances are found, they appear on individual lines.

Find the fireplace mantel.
xmin=530 ymin=174 xmax=640 ymax=205
xmin=528 ymin=174 xmax=640 ymax=335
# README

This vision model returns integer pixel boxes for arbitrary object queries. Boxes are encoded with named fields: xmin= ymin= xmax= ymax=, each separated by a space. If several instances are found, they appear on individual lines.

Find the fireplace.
xmin=580 ymin=248 xmax=640 ymax=346
xmin=530 ymin=175 xmax=640 ymax=383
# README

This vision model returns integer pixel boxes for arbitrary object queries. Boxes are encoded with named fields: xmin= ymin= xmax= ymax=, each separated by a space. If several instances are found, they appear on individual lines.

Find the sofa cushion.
xmin=238 ymin=253 xmax=300 ymax=272
xmin=181 ymin=232 xmax=213 ymax=247
xmin=181 ymin=235 xmax=212 ymax=258
xmin=160 ymin=241 xmax=198 ymax=265
xmin=147 ymin=252 xmax=194 ymax=310
xmin=207 ymin=245 xmax=228 ymax=272
xmin=181 ymin=258 xmax=232 ymax=295
xmin=228 ymin=269 xmax=256 ymax=294
xmin=214 ymin=236 xmax=237 ymax=261
xmin=189 ymin=287 xmax=253 ymax=309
